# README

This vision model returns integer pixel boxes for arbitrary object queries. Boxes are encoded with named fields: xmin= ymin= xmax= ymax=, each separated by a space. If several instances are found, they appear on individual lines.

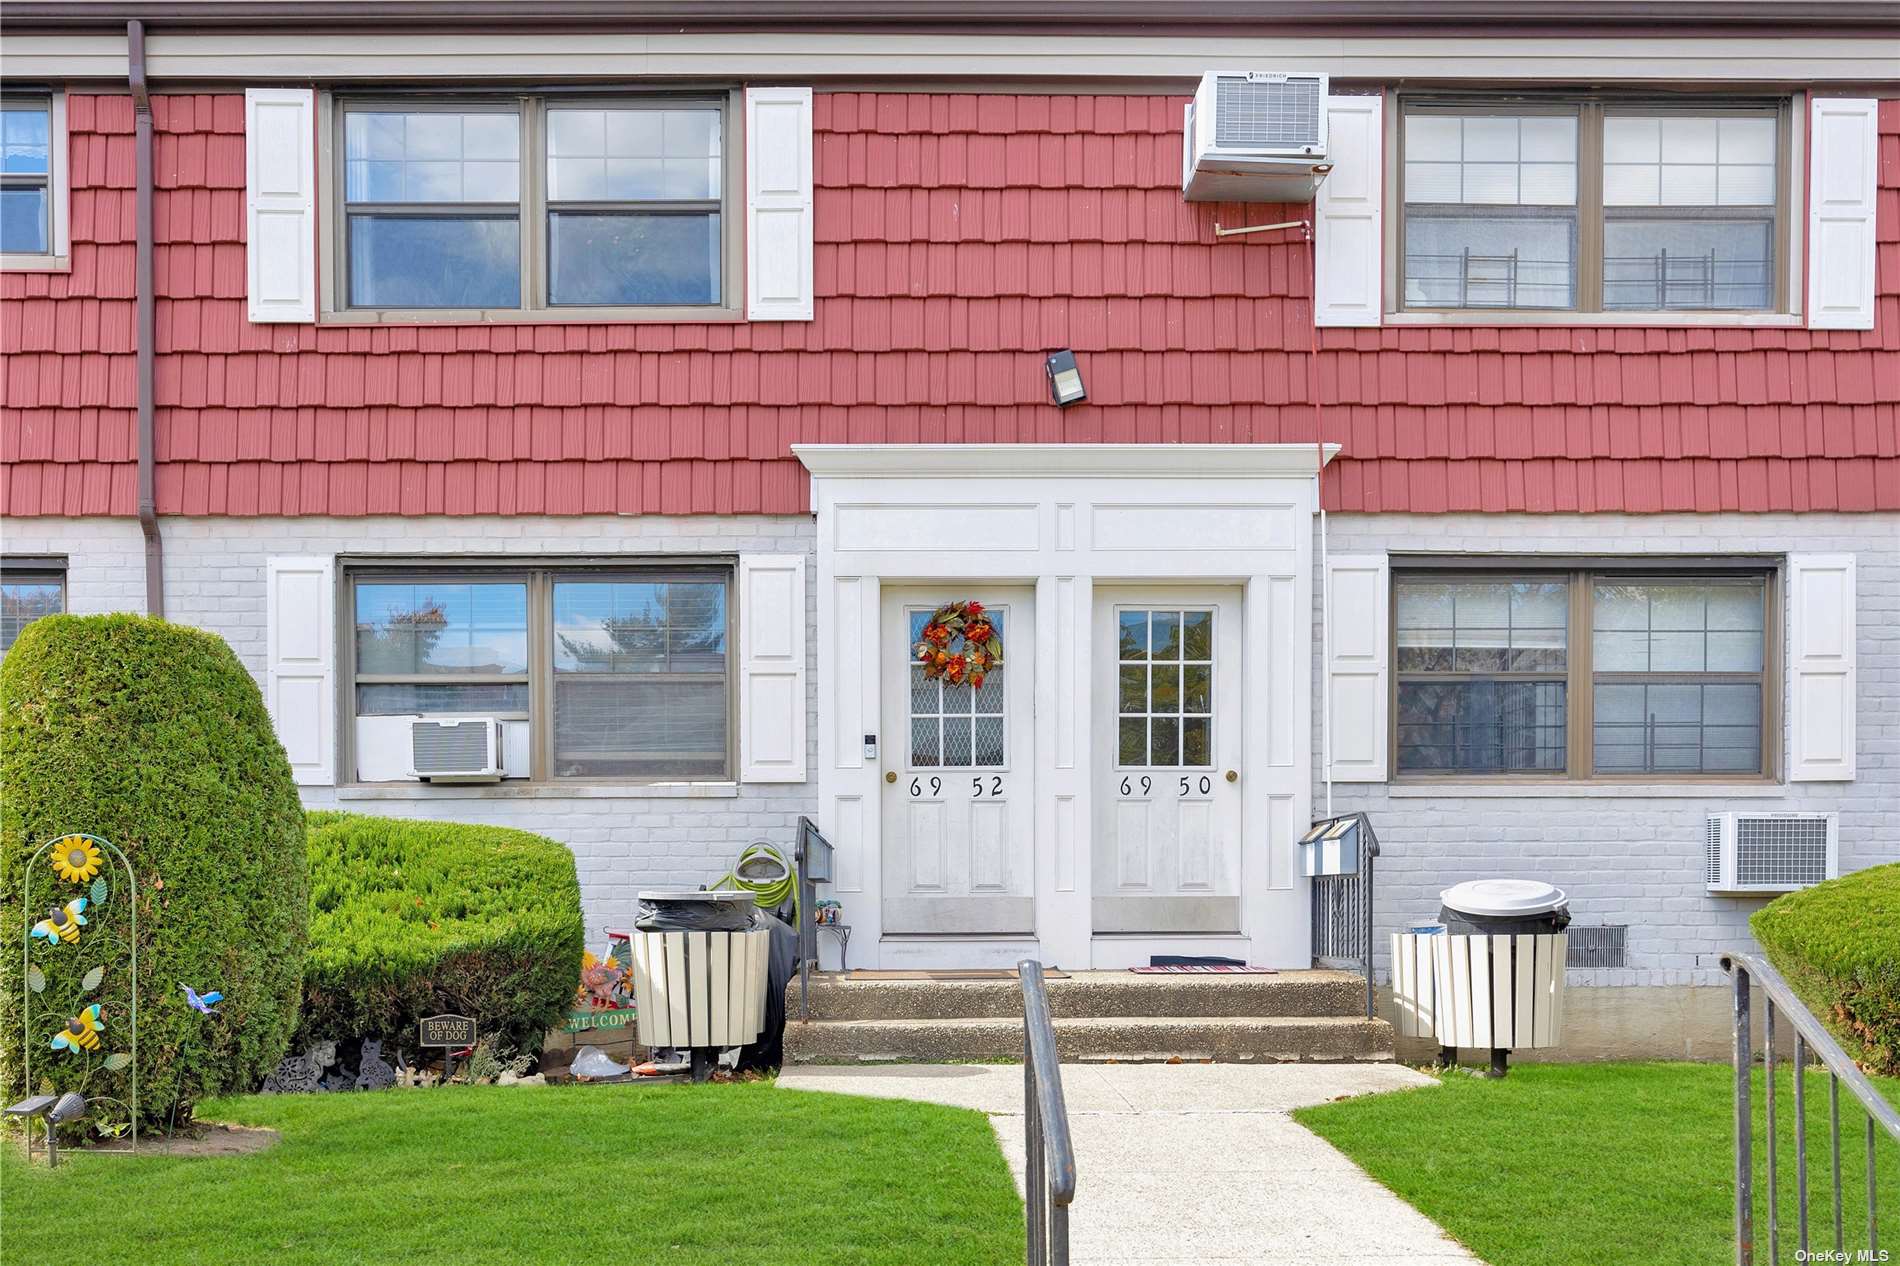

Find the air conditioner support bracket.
xmin=1212 ymin=218 xmax=1311 ymax=240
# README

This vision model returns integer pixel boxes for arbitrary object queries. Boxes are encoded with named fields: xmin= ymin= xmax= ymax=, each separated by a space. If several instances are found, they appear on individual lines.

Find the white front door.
xmin=880 ymin=587 xmax=1036 ymax=935
xmin=1091 ymin=588 xmax=1245 ymax=934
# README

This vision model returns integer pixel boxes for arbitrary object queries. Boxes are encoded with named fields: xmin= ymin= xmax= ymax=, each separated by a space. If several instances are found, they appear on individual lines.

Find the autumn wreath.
xmin=913 ymin=600 xmax=1004 ymax=690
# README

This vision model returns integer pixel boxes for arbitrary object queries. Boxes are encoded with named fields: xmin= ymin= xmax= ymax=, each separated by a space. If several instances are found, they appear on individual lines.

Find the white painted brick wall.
xmin=1313 ymin=512 xmax=1900 ymax=987
xmin=13 ymin=509 xmax=1899 ymax=986
xmin=4 ymin=515 xmax=819 ymax=940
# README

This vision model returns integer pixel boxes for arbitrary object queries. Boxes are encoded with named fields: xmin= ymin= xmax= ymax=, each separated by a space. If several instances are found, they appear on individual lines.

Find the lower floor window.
xmin=348 ymin=565 xmax=731 ymax=782
xmin=1 ymin=560 xmax=65 ymax=653
xmin=1396 ymin=567 xmax=1773 ymax=779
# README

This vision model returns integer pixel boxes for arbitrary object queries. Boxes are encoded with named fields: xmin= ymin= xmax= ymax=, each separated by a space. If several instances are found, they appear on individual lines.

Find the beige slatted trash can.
xmin=628 ymin=891 xmax=771 ymax=1081
xmin=1390 ymin=879 xmax=1571 ymax=1076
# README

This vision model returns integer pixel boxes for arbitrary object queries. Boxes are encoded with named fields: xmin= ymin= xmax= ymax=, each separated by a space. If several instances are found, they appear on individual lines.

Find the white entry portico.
xmin=797 ymin=444 xmax=1338 ymax=971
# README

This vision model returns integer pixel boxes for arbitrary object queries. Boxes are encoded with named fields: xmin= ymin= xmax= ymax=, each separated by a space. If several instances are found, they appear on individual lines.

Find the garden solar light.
xmin=1045 ymin=350 xmax=1086 ymax=407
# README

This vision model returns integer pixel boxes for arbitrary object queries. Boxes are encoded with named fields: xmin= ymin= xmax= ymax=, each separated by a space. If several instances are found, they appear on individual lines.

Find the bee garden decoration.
xmin=18 ymin=834 xmax=139 ymax=1153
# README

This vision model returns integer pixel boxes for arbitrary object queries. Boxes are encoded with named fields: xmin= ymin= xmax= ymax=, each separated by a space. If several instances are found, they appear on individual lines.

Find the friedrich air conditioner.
xmin=410 ymin=717 xmax=506 ymax=782
xmin=1182 ymin=71 xmax=1332 ymax=203
xmin=1705 ymin=812 xmax=1838 ymax=894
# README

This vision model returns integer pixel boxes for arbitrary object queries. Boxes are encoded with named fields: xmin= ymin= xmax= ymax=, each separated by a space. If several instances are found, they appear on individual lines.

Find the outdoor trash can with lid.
xmin=1390 ymin=878 xmax=1572 ymax=1077
xmin=1437 ymin=878 xmax=1572 ymax=936
xmin=628 ymin=890 xmax=770 ymax=1080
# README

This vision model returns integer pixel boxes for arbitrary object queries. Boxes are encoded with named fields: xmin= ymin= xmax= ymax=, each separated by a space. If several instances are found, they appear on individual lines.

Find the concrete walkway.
xmin=779 ymin=1062 xmax=1480 ymax=1266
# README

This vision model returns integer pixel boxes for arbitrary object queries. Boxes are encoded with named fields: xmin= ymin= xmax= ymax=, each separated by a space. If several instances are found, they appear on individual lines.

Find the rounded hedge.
xmin=1752 ymin=862 xmax=1900 ymax=1076
xmin=301 ymin=811 xmax=584 ymax=1058
xmin=0 ymin=615 xmax=309 ymax=1128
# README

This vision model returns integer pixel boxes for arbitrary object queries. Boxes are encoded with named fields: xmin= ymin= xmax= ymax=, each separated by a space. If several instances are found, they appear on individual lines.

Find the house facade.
xmin=2 ymin=4 xmax=1896 ymax=1027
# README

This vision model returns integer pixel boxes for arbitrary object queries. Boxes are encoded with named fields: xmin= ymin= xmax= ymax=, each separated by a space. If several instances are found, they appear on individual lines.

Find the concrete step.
xmin=790 ymin=969 xmax=1369 ymax=1022
xmin=783 ymin=1014 xmax=1395 ymax=1065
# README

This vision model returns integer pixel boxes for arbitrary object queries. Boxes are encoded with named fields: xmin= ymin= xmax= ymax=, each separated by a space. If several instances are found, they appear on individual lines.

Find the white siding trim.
xmin=739 ymin=553 xmax=809 ymax=782
xmin=1806 ymin=97 xmax=1877 ymax=332
xmin=266 ymin=555 xmax=336 ymax=786
xmin=1788 ymin=553 xmax=1857 ymax=781
xmin=1325 ymin=552 xmax=1389 ymax=782
xmin=245 ymin=87 xmax=316 ymax=324
xmin=744 ymin=86 xmax=814 ymax=321
xmin=1315 ymin=93 xmax=1383 ymax=328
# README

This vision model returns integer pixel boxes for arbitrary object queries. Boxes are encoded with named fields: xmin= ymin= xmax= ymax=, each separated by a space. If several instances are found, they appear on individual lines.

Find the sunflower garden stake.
xmin=19 ymin=833 xmax=138 ymax=1156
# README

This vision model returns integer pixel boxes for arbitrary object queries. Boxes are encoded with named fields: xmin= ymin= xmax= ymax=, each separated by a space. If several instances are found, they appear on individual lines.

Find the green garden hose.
xmin=713 ymin=841 xmax=798 ymax=918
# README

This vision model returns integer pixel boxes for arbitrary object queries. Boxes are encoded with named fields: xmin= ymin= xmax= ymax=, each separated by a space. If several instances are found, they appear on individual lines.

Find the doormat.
xmin=1128 ymin=965 xmax=1278 ymax=974
xmin=845 ymin=969 xmax=1070 ymax=981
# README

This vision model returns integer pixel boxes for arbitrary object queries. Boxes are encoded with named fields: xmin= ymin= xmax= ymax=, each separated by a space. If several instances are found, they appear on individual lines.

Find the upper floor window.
xmin=1 ymin=95 xmax=57 ymax=258
xmin=1399 ymin=98 xmax=1788 ymax=315
xmin=334 ymin=95 xmax=728 ymax=316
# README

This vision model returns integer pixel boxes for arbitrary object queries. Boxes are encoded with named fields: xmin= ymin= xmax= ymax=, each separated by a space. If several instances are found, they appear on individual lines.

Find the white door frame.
xmin=798 ymin=443 xmax=1336 ymax=971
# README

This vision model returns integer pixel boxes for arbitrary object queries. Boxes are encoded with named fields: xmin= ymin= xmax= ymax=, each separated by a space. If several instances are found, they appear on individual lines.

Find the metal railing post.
xmin=1019 ymin=961 xmax=1075 ymax=1266
xmin=1725 ymin=950 xmax=1900 ymax=1265
xmin=1734 ymin=966 xmax=1754 ymax=1266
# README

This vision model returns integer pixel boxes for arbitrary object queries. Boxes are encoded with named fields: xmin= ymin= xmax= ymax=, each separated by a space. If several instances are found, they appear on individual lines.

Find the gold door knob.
xmin=1225 ymin=770 xmax=1238 ymax=783
xmin=885 ymin=771 xmax=898 ymax=784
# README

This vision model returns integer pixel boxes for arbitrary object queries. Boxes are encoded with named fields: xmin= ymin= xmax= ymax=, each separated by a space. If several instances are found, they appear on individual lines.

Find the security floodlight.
xmin=1045 ymin=350 xmax=1086 ymax=407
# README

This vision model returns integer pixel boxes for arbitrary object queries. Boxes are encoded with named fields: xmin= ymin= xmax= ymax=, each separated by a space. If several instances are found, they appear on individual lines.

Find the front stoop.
xmin=783 ymin=970 xmax=1394 ymax=1064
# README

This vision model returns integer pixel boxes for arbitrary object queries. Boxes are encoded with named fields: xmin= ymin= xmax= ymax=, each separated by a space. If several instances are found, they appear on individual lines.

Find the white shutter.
xmin=1789 ymin=554 xmax=1856 ymax=781
xmin=1808 ymin=98 xmax=1877 ymax=332
xmin=266 ymin=555 xmax=335 ymax=786
xmin=739 ymin=553 xmax=808 ymax=782
xmin=1315 ymin=94 xmax=1383 ymax=328
xmin=1326 ymin=553 xmax=1389 ymax=782
xmin=745 ymin=86 xmax=814 ymax=321
xmin=245 ymin=88 xmax=316 ymax=324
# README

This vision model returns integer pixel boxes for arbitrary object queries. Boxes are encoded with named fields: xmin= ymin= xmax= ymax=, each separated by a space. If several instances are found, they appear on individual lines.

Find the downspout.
xmin=128 ymin=19 xmax=163 ymax=618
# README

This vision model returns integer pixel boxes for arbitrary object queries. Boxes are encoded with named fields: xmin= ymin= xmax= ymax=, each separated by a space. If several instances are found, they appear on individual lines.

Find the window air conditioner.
xmin=410 ymin=717 xmax=506 ymax=782
xmin=1182 ymin=71 xmax=1332 ymax=203
xmin=1705 ymin=812 xmax=1837 ymax=894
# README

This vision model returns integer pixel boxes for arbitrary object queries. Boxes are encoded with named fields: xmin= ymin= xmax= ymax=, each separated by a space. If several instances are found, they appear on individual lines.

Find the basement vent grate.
xmin=1736 ymin=815 xmax=1830 ymax=888
xmin=412 ymin=720 xmax=491 ymax=774
xmin=1213 ymin=78 xmax=1323 ymax=149
xmin=1566 ymin=925 xmax=1628 ymax=969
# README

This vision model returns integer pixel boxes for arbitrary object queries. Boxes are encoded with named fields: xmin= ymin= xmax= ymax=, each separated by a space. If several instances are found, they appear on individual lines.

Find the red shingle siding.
xmin=2 ymin=91 xmax=1897 ymax=518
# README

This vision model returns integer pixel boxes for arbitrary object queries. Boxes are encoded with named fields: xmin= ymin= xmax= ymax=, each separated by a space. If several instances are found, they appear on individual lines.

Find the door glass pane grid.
xmin=907 ymin=609 xmax=1006 ymax=769
xmin=1117 ymin=609 xmax=1214 ymax=769
xmin=1395 ymin=579 xmax=1569 ymax=774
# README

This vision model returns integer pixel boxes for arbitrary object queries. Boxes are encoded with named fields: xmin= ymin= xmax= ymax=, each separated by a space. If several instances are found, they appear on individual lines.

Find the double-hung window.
xmin=348 ymin=565 xmax=733 ymax=783
xmin=1399 ymin=96 xmax=1789 ymax=314
xmin=1 ymin=95 xmax=57 ymax=258
xmin=334 ymin=95 xmax=729 ymax=316
xmin=1395 ymin=567 xmax=1774 ymax=779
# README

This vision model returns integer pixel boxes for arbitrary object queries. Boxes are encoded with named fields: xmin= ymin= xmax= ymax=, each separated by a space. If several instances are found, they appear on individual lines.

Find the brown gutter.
xmin=6 ymin=0 xmax=1899 ymax=30
xmin=128 ymin=19 xmax=163 ymax=619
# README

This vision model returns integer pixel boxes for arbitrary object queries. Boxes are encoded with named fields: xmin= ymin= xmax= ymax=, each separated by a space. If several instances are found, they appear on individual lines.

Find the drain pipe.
xmin=129 ymin=20 xmax=163 ymax=618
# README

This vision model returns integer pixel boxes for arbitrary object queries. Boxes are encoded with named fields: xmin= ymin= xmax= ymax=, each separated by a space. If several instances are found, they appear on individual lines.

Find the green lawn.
xmin=0 ymin=1082 xmax=1024 ymax=1265
xmin=1297 ymin=1062 xmax=1900 ymax=1266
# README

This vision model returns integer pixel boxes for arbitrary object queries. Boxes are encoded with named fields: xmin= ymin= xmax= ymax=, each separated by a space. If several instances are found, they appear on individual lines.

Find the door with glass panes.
xmin=1091 ymin=589 xmax=1244 ymax=934
xmin=879 ymin=588 xmax=1036 ymax=935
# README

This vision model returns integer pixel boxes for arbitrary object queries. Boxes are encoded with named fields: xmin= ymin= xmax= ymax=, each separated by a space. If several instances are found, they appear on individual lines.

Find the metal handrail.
xmin=1722 ymin=950 xmax=1900 ymax=1265
xmin=1019 ymin=960 xmax=1076 ymax=1266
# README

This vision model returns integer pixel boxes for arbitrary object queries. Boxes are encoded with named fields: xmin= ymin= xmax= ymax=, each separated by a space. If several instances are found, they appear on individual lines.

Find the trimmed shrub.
xmin=0 ymin=615 xmax=309 ymax=1128
xmin=1752 ymin=862 xmax=1900 ymax=1076
xmin=301 ymin=811 xmax=583 ymax=1057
